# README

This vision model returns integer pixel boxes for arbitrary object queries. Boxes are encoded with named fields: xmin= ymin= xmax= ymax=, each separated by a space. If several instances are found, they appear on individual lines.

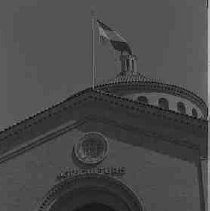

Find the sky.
xmin=0 ymin=0 xmax=208 ymax=131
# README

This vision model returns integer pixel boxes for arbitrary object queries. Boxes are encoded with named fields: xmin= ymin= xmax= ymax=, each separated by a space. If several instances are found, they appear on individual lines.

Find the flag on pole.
xmin=96 ymin=19 xmax=132 ymax=55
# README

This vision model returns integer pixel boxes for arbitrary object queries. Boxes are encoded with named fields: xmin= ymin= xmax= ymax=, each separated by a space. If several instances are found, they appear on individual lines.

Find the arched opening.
xmin=192 ymin=108 xmax=198 ymax=118
xmin=74 ymin=202 xmax=115 ymax=211
xmin=177 ymin=102 xmax=186 ymax=114
xmin=137 ymin=96 xmax=148 ymax=104
xmin=158 ymin=98 xmax=169 ymax=110
xmin=39 ymin=174 xmax=143 ymax=211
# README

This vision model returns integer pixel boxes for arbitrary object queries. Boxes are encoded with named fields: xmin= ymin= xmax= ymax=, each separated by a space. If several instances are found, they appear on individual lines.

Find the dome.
xmin=107 ymin=72 xmax=157 ymax=83
xmin=96 ymin=54 xmax=207 ymax=120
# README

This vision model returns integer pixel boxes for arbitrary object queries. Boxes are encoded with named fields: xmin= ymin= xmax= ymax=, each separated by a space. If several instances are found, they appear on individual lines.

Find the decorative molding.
xmin=74 ymin=132 xmax=109 ymax=165
xmin=37 ymin=174 xmax=145 ymax=211
xmin=84 ymin=116 xmax=207 ymax=160
xmin=0 ymin=109 xmax=205 ymax=166
xmin=197 ymin=152 xmax=206 ymax=211
xmin=0 ymin=87 xmax=207 ymax=158
xmin=96 ymin=81 xmax=207 ymax=117
xmin=89 ymin=90 xmax=207 ymax=132
xmin=0 ymin=119 xmax=86 ymax=164
xmin=0 ymin=88 xmax=207 ymax=163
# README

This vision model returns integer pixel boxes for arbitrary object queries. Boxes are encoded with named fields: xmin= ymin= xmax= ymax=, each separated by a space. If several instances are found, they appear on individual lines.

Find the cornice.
xmin=96 ymin=81 xmax=208 ymax=117
xmin=0 ymin=108 xmax=207 ymax=164
xmin=0 ymin=88 xmax=207 ymax=145
xmin=0 ymin=88 xmax=91 ymax=140
xmin=90 ymin=89 xmax=207 ymax=131
xmin=84 ymin=115 xmax=207 ymax=160
xmin=0 ymin=119 xmax=86 ymax=164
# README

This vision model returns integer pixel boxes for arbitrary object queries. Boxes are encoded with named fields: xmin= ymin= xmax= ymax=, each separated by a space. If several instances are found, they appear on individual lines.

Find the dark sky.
xmin=0 ymin=0 xmax=208 ymax=131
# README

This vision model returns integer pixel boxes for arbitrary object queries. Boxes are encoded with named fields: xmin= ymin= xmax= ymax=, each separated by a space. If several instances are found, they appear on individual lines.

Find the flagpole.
xmin=91 ymin=8 xmax=96 ymax=89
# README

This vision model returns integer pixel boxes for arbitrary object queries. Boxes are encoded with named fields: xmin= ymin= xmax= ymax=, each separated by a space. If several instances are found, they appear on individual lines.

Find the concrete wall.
xmin=0 ymin=120 xmax=201 ymax=211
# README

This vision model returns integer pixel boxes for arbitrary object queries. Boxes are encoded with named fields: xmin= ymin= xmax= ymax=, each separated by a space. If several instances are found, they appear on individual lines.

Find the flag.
xmin=96 ymin=19 xmax=132 ymax=55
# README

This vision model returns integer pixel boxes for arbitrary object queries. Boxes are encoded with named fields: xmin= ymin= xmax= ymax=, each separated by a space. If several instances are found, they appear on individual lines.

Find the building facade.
xmin=0 ymin=0 xmax=208 ymax=210
xmin=0 ymin=52 xmax=208 ymax=211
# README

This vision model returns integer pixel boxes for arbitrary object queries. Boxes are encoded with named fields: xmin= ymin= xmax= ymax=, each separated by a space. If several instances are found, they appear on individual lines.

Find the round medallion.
xmin=74 ymin=132 xmax=108 ymax=165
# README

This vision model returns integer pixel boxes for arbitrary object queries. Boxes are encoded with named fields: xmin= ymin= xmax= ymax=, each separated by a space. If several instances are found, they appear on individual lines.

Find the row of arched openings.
xmin=137 ymin=96 xmax=198 ymax=117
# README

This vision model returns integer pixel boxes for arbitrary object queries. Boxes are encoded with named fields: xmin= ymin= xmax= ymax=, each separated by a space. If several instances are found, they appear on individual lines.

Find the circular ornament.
xmin=74 ymin=132 xmax=108 ymax=165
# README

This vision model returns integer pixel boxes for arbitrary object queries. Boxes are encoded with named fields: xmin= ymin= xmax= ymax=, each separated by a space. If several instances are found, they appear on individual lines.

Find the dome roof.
xmin=106 ymin=72 xmax=158 ymax=84
xmin=96 ymin=54 xmax=207 ymax=119
xmin=97 ymin=76 xmax=207 ymax=119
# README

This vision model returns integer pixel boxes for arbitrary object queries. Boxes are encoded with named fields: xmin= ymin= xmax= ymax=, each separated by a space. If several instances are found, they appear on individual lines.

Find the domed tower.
xmin=0 ymin=7 xmax=207 ymax=211
xmin=96 ymin=52 xmax=208 ymax=120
